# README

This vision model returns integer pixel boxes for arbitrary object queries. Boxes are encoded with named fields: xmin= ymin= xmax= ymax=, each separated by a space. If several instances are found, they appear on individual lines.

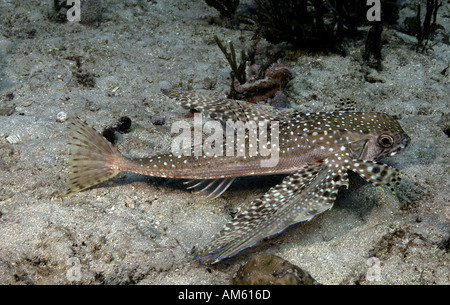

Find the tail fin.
xmin=64 ymin=116 xmax=123 ymax=197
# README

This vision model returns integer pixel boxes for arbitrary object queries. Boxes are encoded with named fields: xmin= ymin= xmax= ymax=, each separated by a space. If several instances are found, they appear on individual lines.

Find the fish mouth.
xmin=389 ymin=146 xmax=403 ymax=156
xmin=388 ymin=145 xmax=404 ymax=157
xmin=389 ymin=150 xmax=399 ymax=157
xmin=390 ymin=134 xmax=411 ymax=156
xmin=389 ymin=137 xmax=410 ymax=157
xmin=388 ymin=135 xmax=410 ymax=157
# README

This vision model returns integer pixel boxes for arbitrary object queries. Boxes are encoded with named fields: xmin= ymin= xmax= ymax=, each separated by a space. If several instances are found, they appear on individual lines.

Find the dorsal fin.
xmin=162 ymin=89 xmax=298 ymax=123
xmin=334 ymin=97 xmax=357 ymax=112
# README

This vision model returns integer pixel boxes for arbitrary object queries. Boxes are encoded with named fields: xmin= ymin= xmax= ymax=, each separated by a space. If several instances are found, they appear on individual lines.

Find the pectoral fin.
xmin=347 ymin=160 xmax=402 ymax=195
xmin=195 ymin=163 xmax=349 ymax=264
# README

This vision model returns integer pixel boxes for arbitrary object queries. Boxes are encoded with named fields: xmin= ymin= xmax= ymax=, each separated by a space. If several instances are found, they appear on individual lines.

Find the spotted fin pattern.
xmin=65 ymin=116 xmax=124 ymax=196
xmin=347 ymin=159 xmax=402 ymax=195
xmin=195 ymin=152 xmax=402 ymax=264
xmin=334 ymin=97 xmax=357 ymax=112
xmin=162 ymin=89 xmax=297 ymax=123
xmin=195 ymin=159 xmax=347 ymax=263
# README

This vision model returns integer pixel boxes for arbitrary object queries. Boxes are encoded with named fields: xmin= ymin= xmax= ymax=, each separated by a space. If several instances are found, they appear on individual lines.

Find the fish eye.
xmin=378 ymin=134 xmax=394 ymax=148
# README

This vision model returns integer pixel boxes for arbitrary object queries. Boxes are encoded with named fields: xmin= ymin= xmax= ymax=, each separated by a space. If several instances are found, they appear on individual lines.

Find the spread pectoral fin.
xmin=195 ymin=163 xmax=349 ymax=264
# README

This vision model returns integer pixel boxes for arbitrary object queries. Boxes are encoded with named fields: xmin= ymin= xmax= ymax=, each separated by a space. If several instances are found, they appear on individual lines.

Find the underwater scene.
xmin=0 ymin=0 xmax=448 ymax=285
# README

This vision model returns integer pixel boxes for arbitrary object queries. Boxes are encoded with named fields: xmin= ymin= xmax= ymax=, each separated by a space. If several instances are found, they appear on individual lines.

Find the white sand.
xmin=0 ymin=0 xmax=448 ymax=284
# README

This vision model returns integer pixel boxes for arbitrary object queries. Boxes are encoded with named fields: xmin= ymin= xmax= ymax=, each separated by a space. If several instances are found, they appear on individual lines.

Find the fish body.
xmin=65 ymin=89 xmax=410 ymax=263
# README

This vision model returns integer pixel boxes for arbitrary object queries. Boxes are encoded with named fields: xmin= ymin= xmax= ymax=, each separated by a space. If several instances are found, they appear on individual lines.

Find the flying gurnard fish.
xmin=65 ymin=89 xmax=410 ymax=264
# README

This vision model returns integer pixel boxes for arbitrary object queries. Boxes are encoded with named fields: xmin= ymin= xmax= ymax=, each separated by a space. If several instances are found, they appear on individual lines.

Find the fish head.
xmin=347 ymin=112 xmax=410 ymax=161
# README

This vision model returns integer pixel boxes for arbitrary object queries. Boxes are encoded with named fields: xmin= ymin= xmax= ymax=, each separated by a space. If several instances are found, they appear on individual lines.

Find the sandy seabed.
xmin=0 ymin=0 xmax=448 ymax=284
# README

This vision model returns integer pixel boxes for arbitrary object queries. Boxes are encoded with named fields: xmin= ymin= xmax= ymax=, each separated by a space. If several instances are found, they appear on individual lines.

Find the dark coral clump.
xmin=51 ymin=0 xmax=73 ymax=23
xmin=232 ymin=253 xmax=320 ymax=285
xmin=214 ymin=34 xmax=291 ymax=102
xmin=363 ymin=0 xmax=400 ymax=67
xmin=414 ymin=0 xmax=442 ymax=53
xmin=214 ymin=34 xmax=249 ymax=87
xmin=242 ymin=0 xmax=369 ymax=55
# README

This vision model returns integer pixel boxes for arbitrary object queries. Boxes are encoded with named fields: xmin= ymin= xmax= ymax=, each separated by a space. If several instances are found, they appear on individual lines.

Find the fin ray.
xmin=162 ymin=89 xmax=300 ymax=123
xmin=64 ymin=116 xmax=123 ymax=197
xmin=195 ymin=163 xmax=349 ymax=263
xmin=184 ymin=177 xmax=236 ymax=199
